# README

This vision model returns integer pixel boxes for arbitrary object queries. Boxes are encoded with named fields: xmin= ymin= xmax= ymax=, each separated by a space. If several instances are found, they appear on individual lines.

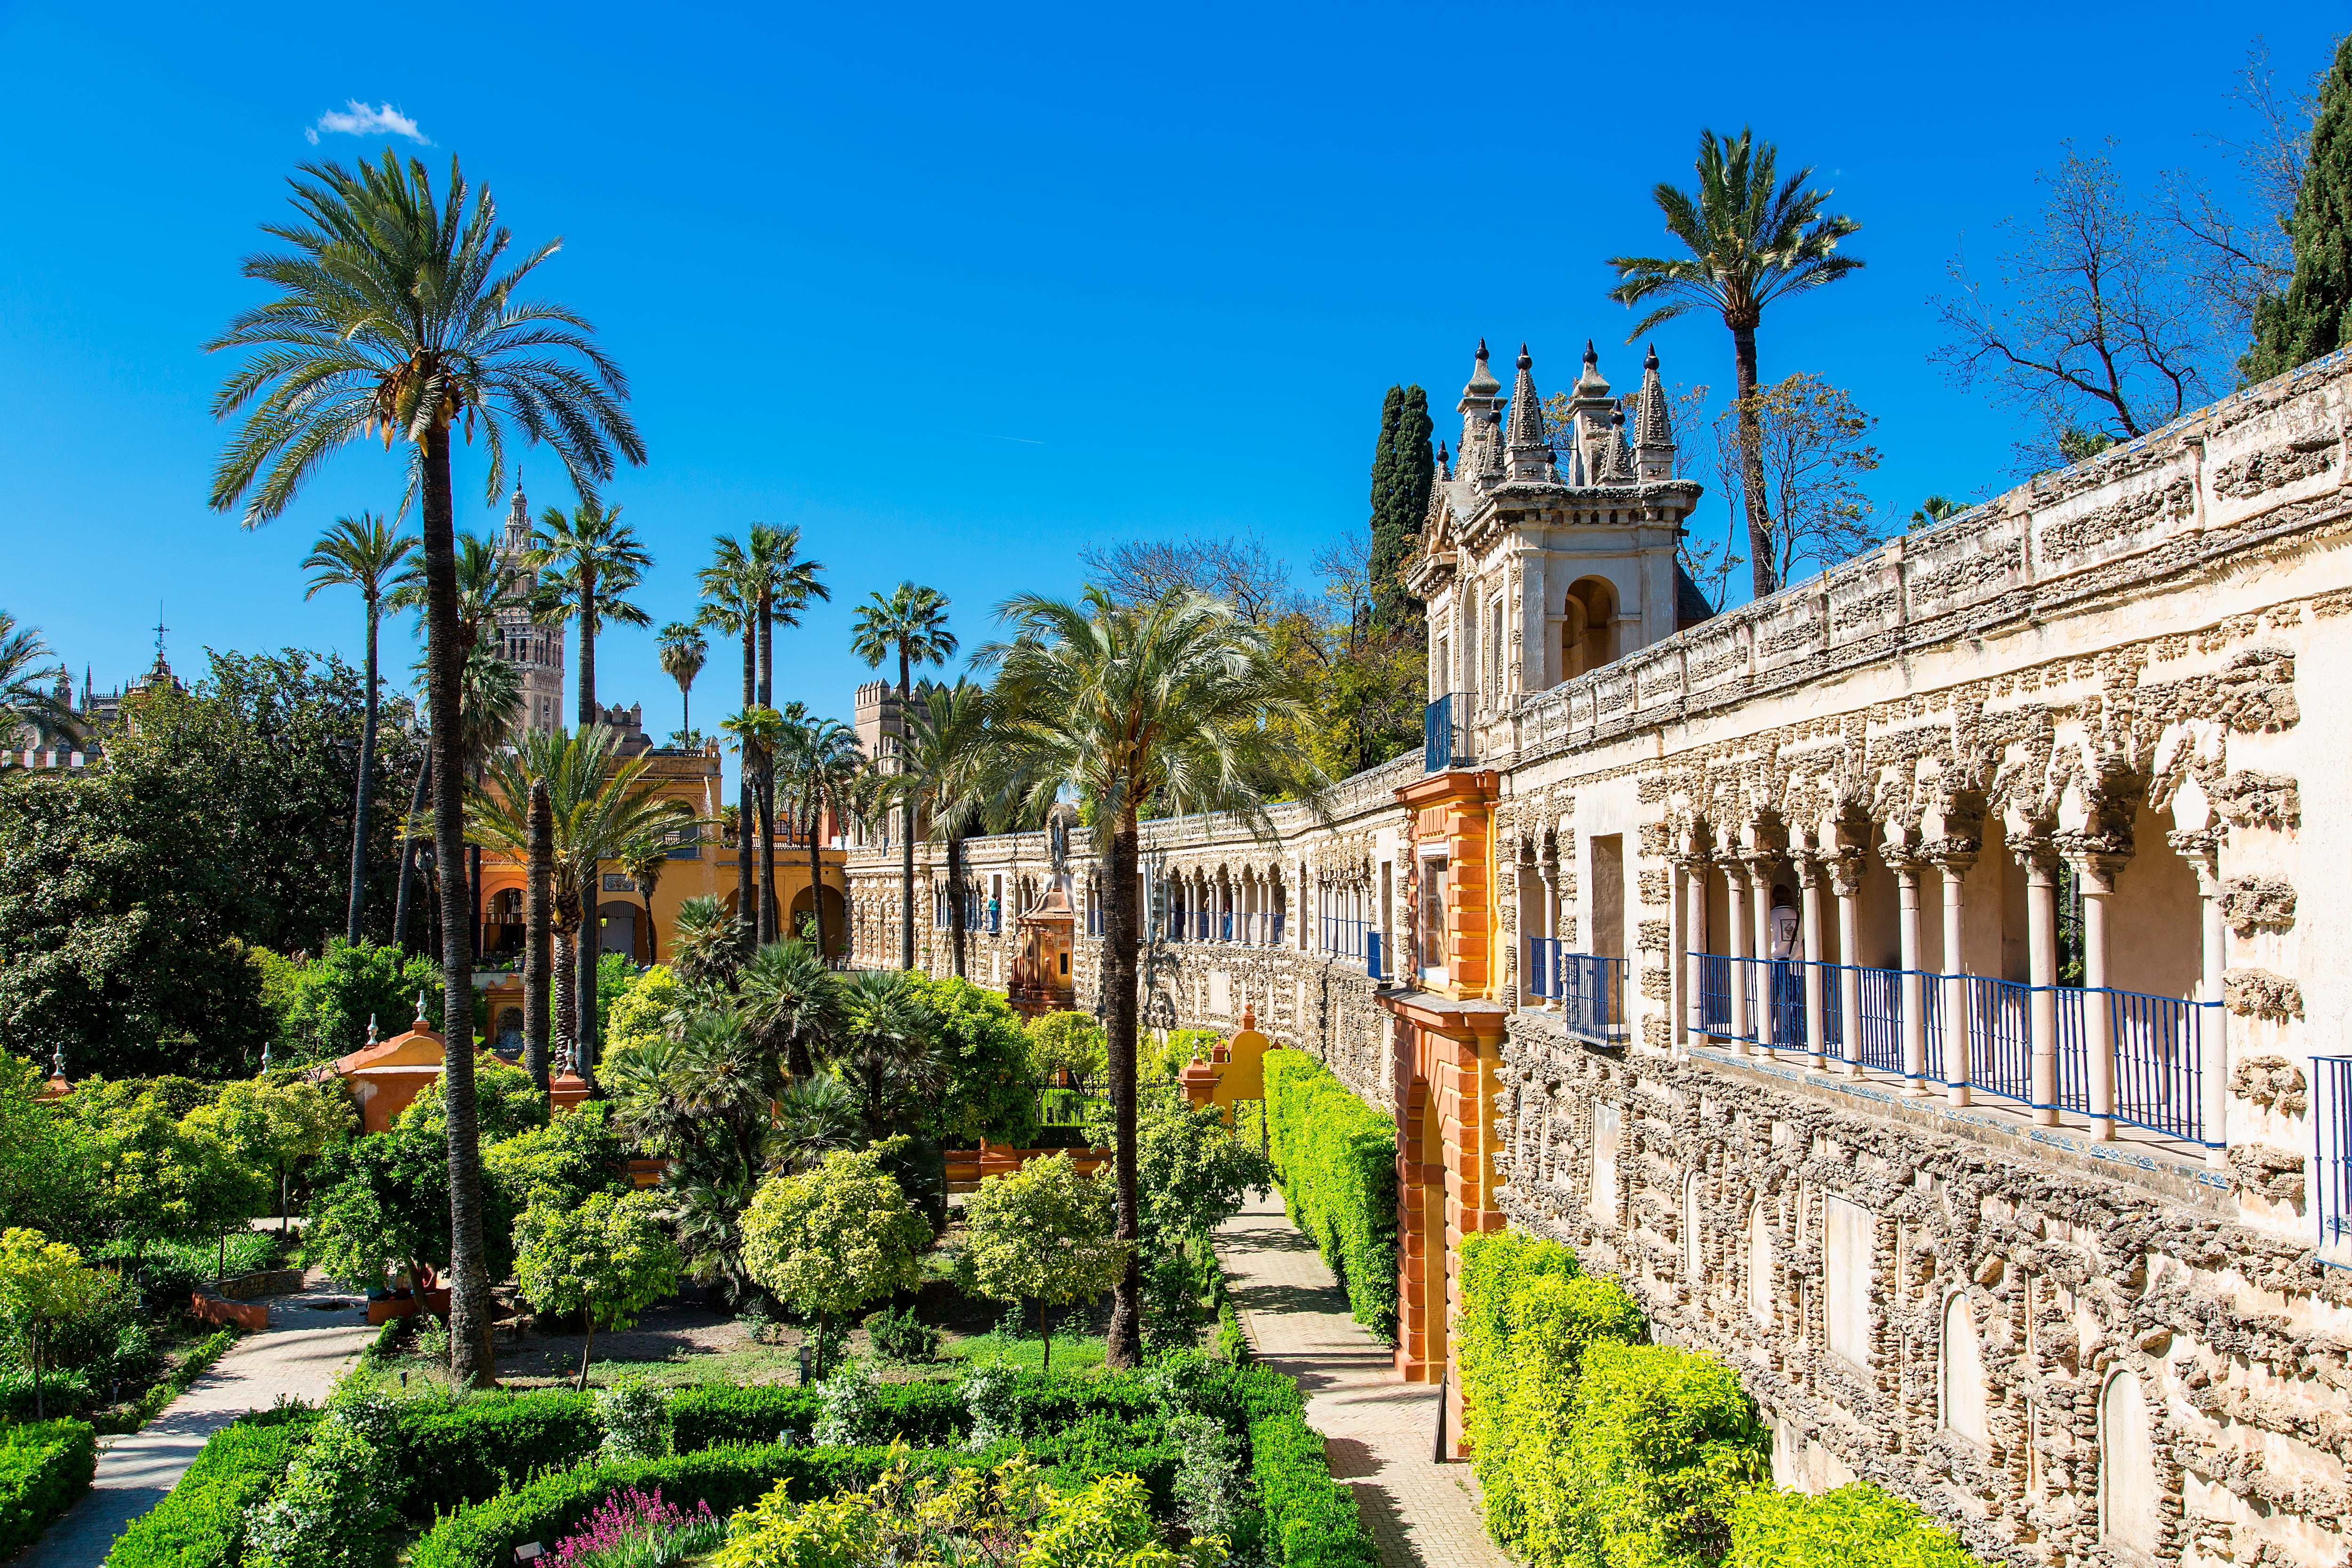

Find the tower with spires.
xmin=1405 ymin=338 xmax=1708 ymax=721
xmin=495 ymin=481 xmax=569 ymax=734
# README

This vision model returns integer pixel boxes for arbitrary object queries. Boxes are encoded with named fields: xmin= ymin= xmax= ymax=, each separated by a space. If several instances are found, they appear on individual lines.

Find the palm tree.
xmin=699 ymin=539 xmax=762 ymax=950
xmin=850 ymin=583 xmax=958 ymax=971
xmin=1910 ymin=494 xmax=1971 ymax=531
xmin=469 ymin=726 xmax=687 ymax=1092
xmin=656 ymin=621 xmax=707 ymax=746
xmin=827 ymin=969 xmax=948 ymax=1143
xmin=737 ymin=939 xmax=841 ymax=1080
xmin=207 ymin=151 xmax=643 ymax=1387
xmin=528 ymin=498 xmax=651 ymax=727
xmin=303 ymin=514 xmax=418 ymax=945
xmin=778 ymin=711 xmax=864 ymax=960
xmin=981 ymin=587 xmax=1320 ymax=1367
xmin=669 ymin=894 xmax=743 ymax=994
xmin=721 ymin=704 xmax=789 ymax=945
xmin=0 ymin=612 xmax=78 ymax=749
xmin=1606 ymin=127 xmax=1863 ymax=601
xmin=620 ymin=837 xmax=668 ymax=964
xmin=768 ymin=1074 xmax=862 ymax=1172
xmin=882 ymin=678 xmax=996 ymax=979
xmin=407 ymin=641 xmax=524 ymax=956
xmin=747 ymin=526 xmax=828 ymax=940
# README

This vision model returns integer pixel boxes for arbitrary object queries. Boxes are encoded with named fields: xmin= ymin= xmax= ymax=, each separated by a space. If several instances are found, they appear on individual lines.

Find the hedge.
xmin=1726 ymin=1483 xmax=1976 ymax=1568
xmin=1262 ymin=1049 xmax=1397 ymax=1339
xmin=1248 ymin=1412 xmax=1378 ymax=1568
xmin=103 ymin=1405 xmax=319 ymax=1568
xmin=0 ymin=1419 xmax=96 ymax=1559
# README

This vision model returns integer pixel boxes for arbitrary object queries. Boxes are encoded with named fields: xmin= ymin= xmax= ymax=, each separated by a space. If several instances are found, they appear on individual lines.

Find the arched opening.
xmin=1940 ymin=1293 xmax=1988 ymax=1446
xmin=787 ymin=885 xmax=850 ymax=958
xmin=1747 ymin=1202 xmax=1774 ymax=1327
xmin=2100 ymin=1369 xmax=2159 ymax=1555
xmin=1682 ymin=1170 xmax=1703 ymax=1283
xmin=1562 ymin=576 xmax=1619 ymax=680
xmin=596 ymin=899 xmax=642 ymax=963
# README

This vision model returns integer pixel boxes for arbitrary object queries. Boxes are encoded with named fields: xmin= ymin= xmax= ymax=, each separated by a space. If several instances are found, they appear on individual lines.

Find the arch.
xmin=2100 ymin=1368 xmax=2159 ymax=1555
xmin=1940 ymin=1292 xmax=1989 ymax=1446
xmin=787 ymin=884 xmax=850 ymax=957
xmin=1746 ymin=1201 xmax=1774 ymax=1327
xmin=1563 ymin=576 xmax=1619 ymax=680
xmin=1682 ymin=1170 xmax=1703 ymax=1283
xmin=596 ymin=899 xmax=641 ymax=961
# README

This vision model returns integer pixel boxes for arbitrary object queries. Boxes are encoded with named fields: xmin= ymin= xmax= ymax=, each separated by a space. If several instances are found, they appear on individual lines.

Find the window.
xmin=1419 ymin=856 xmax=1449 ymax=975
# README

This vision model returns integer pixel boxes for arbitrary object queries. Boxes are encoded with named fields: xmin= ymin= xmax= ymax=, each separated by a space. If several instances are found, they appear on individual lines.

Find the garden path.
xmin=1215 ymin=1193 xmax=1508 ymax=1568
xmin=17 ymin=1275 xmax=373 ymax=1568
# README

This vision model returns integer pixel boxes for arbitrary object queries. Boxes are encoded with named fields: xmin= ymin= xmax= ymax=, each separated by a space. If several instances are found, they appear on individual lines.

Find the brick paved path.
xmin=16 ymin=1275 xmax=373 ymax=1568
xmin=1217 ymin=1193 xmax=1509 ymax=1568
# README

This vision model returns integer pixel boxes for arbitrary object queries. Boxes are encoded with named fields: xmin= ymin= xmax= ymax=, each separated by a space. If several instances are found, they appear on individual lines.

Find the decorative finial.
xmin=1517 ymin=343 xmax=1532 ymax=371
xmin=1644 ymin=342 xmax=1659 ymax=371
xmin=1475 ymin=338 xmax=1489 ymax=361
xmin=367 ymin=1014 xmax=379 ymax=1046
xmin=414 ymin=989 xmax=429 ymax=1027
xmin=1583 ymin=339 xmax=1597 ymax=367
xmin=260 ymin=1040 xmax=272 ymax=1072
xmin=50 ymin=1044 xmax=65 ymax=1079
xmin=1613 ymin=406 xmax=1627 ymax=427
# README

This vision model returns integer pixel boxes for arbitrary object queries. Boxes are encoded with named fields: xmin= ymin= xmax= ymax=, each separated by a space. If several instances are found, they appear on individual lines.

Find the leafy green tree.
xmin=514 ymin=1188 xmax=681 ymax=1389
xmin=1130 ymin=1090 xmax=1270 ymax=1251
xmin=302 ymin=1127 xmax=519 ymax=1298
xmin=740 ymin=1145 xmax=928 ymax=1375
xmin=0 ymin=1229 xmax=111 ymax=1419
xmin=850 ymin=581 xmax=957 ymax=969
xmin=657 ymin=622 xmax=707 ymax=747
xmin=1025 ymin=1010 xmax=1107 ymax=1096
xmin=604 ymin=963 xmax=683 ymax=1057
xmin=1367 ymin=385 xmax=1435 ymax=634
xmin=1608 ymin=128 xmax=1864 ymax=599
xmin=483 ymin=1101 xmax=631 ymax=1211
xmin=273 ymin=939 xmax=445 ymax=1062
xmin=2248 ymin=35 xmax=2352 ymax=382
xmin=302 ymin=513 xmax=418 ymax=946
xmin=183 ymin=1076 xmax=353 ymax=1233
xmin=898 ymin=973 xmax=1036 ymax=1148
xmin=207 ymin=150 xmax=645 ymax=1388
xmin=981 ymin=588 xmax=1320 ymax=1366
xmin=65 ymin=1080 xmax=256 ymax=1258
xmin=395 ymin=1053 xmax=548 ymax=1141
xmin=962 ymin=1152 xmax=1123 ymax=1373
xmin=0 ymin=1053 xmax=101 ymax=1243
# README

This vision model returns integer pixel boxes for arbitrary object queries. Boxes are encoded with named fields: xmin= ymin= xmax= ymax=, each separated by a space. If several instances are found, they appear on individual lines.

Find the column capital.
xmin=1881 ymin=841 xmax=1930 ymax=878
xmin=1921 ymin=835 xmax=1980 ymax=873
xmin=2057 ymin=836 xmax=2129 ymax=894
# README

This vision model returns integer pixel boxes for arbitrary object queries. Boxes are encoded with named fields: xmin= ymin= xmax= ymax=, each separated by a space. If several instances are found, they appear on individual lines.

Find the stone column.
xmin=1932 ymin=842 xmax=1978 ymax=1107
xmin=1797 ymin=856 xmax=1828 ymax=1072
xmin=1684 ymin=857 xmax=1711 ymax=1052
xmin=2018 ymin=838 xmax=2061 ymax=1126
xmin=2071 ymin=851 xmax=2125 ymax=1141
xmin=1888 ymin=846 xmax=1931 ymax=1095
xmin=1725 ymin=862 xmax=1752 ymax=1053
xmin=1831 ymin=855 xmax=1864 ymax=1079
xmin=1748 ymin=855 xmax=1782 ymax=1058
xmin=1539 ymin=858 xmax=1561 ymax=1012
xmin=2173 ymin=830 xmax=2229 ymax=1163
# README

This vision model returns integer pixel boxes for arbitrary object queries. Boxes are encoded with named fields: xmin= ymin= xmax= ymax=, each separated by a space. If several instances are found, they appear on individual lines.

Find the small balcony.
xmin=1423 ymin=692 xmax=1476 ymax=772
xmin=1525 ymin=939 xmax=1627 ymax=1045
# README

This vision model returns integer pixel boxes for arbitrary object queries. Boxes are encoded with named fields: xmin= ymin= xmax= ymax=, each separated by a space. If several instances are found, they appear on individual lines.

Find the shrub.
xmin=244 ymin=1393 xmax=401 ymax=1568
xmin=863 ymin=1302 xmax=940 ymax=1362
xmin=1248 ymin=1411 xmax=1378 ymax=1568
xmin=388 ymin=1392 xmax=600 ymax=1515
xmin=898 ymin=973 xmax=1040 ymax=1147
xmin=1546 ymin=1342 xmax=1768 ymax=1568
xmin=810 ymin=1359 xmax=882 ymax=1447
xmin=595 ymin=1376 xmax=672 ymax=1464
xmin=1725 ymin=1483 xmax=1976 ymax=1568
xmin=959 ymin=1357 xmax=1021 ymax=1452
xmin=739 ymin=1146 xmax=927 ymax=1374
xmin=104 ymin=1405 xmax=320 ymax=1568
xmin=1261 ymin=1051 xmax=1397 ymax=1339
xmin=0 ymin=1418 xmax=96 ymax=1559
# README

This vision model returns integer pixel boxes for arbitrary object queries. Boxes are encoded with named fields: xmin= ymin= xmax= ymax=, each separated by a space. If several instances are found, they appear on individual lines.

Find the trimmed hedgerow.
xmin=1248 ymin=1411 xmax=1379 ymax=1568
xmin=1262 ymin=1049 xmax=1397 ymax=1340
xmin=0 ymin=1419 xmax=96 ymax=1559
xmin=103 ymin=1405 xmax=320 ymax=1568
xmin=1726 ymin=1482 xmax=1976 ymax=1568
xmin=387 ymin=1392 xmax=600 ymax=1515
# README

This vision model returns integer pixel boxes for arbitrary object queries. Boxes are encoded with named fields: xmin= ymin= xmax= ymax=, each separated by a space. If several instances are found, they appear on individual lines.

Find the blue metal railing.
xmin=1322 ymin=915 xmax=1369 ymax=959
xmin=1424 ymin=693 xmax=1473 ymax=772
xmin=1559 ymin=954 xmax=1625 ymax=1044
xmin=1221 ymin=912 xmax=1233 ymax=942
xmin=1367 ymin=930 xmax=1384 ymax=981
xmin=1527 ymin=937 xmax=1562 ymax=1000
xmin=1688 ymin=955 xmax=2218 ymax=1144
xmin=2316 ymin=1057 xmax=2352 ymax=1268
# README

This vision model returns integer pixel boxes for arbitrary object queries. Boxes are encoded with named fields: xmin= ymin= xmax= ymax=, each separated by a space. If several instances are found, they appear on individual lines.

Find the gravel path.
xmin=1215 ymin=1193 xmax=1508 ymax=1568
xmin=13 ymin=1276 xmax=373 ymax=1568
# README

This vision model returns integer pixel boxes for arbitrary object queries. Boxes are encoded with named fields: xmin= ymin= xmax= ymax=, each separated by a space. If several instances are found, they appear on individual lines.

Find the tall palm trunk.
xmin=1103 ymin=805 xmax=1142 ymax=1369
xmin=393 ymin=754 xmax=429 ymax=953
xmin=578 ymin=567 xmax=599 ymax=728
xmin=346 ymin=596 xmax=381 ymax=944
xmin=419 ymin=425 xmax=495 ymax=1388
xmin=736 ymin=621 xmax=757 ymax=955
xmin=553 ymin=903 xmax=579 ymax=1072
xmin=758 ymin=589 xmax=778 ymax=941
xmin=640 ymin=874 xmax=660 ymax=964
xmin=577 ymin=914 xmax=601 ymax=1092
xmin=897 ymin=647 xmax=914 ymax=970
xmin=948 ymin=833 xmax=967 ymax=979
xmin=524 ymin=781 xmax=552 ymax=1093
xmin=1732 ymin=320 xmax=1775 ymax=601
xmin=806 ymin=794 xmax=828 ymax=958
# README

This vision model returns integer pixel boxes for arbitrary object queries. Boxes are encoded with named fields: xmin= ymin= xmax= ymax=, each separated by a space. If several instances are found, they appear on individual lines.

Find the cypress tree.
xmin=2246 ymin=34 xmax=2352 ymax=382
xmin=1369 ymin=385 xmax=1434 ymax=635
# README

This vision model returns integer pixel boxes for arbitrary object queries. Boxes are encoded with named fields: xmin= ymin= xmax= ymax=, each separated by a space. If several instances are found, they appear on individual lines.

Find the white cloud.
xmin=304 ymin=101 xmax=430 ymax=146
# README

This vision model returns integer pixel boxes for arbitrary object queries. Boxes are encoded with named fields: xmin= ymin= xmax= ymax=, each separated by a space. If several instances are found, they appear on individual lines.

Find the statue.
xmin=1049 ymin=811 xmax=1070 ymax=882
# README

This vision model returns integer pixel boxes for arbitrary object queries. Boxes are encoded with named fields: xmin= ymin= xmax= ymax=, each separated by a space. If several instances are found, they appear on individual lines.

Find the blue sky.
xmin=2 ymin=1 xmax=2343 ymax=728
